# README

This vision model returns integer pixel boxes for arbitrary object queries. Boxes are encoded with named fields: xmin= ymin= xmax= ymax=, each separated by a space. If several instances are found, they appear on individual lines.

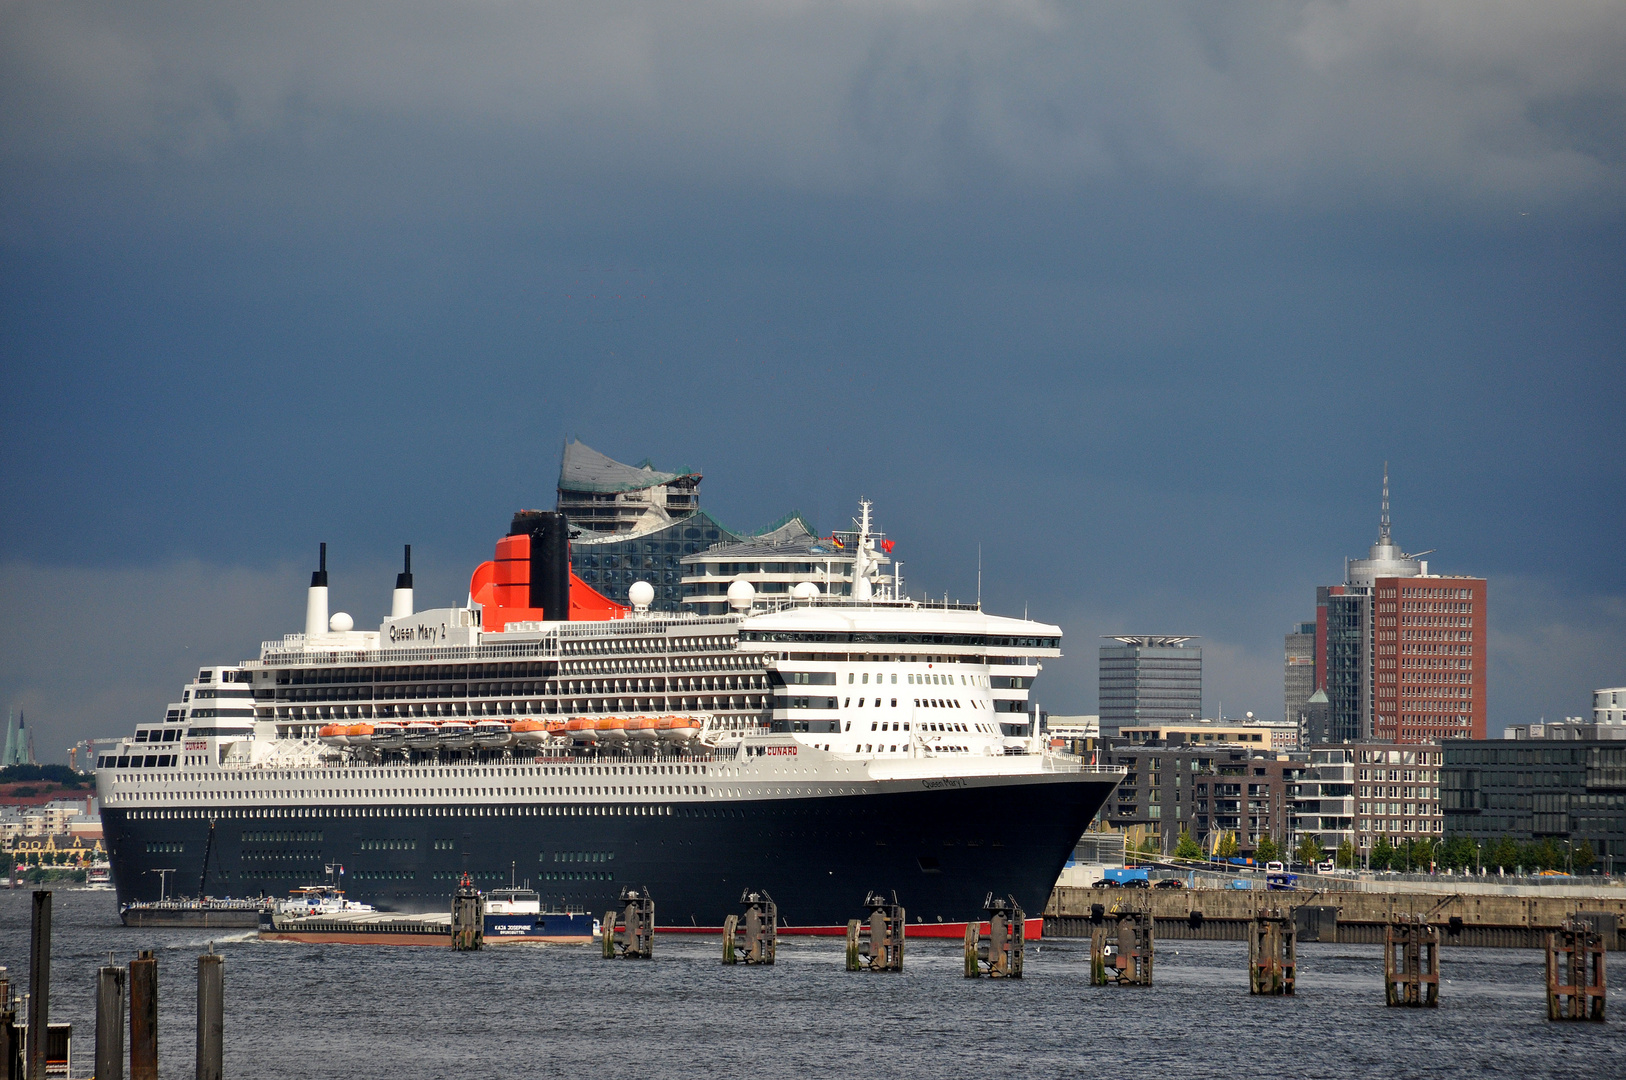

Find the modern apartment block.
xmin=1098 ymin=745 xmax=1302 ymax=854
xmin=1098 ymin=636 xmax=1201 ymax=734
xmin=1302 ymin=468 xmax=1486 ymax=744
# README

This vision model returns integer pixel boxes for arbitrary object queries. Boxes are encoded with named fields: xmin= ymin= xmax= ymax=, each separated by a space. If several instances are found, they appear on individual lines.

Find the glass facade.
xmin=1284 ymin=621 xmax=1316 ymax=726
xmin=1099 ymin=642 xmax=1201 ymax=732
xmin=1322 ymin=590 xmax=1369 ymax=742
xmin=1442 ymin=740 xmax=1626 ymax=861
xmin=569 ymin=511 xmax=737 ymax=612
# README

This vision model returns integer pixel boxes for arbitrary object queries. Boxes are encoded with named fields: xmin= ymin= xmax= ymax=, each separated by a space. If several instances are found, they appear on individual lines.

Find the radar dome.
xmin=727 ymin=578 xmax=756 ymax=611
xmin=628 ymin=580 xmax=655 ymax=608
xmin=792 ymin=581 xmax=820 ymax=600
xmin=329 ymin=612 xmax=353 ymax=632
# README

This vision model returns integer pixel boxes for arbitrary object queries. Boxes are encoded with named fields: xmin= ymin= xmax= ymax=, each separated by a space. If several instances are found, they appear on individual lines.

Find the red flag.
xmin=880 ymin=539 xmax=895 ymax=553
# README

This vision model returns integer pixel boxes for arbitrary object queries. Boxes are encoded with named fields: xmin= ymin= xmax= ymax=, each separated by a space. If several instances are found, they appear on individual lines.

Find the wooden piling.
xmin=1383 ymin=915 xmax=1440 ymax=1007
xmin=847 ymin=893 xmax=905 ymax=972
xmin=129 ymin=950 xmax=158 ymax=1080
xmin=1090 ymin=911 xmax=1153 ymax=987
xmin=1248 ymin=908 xmax=1296 ymax=995
xmin=736 ymin=891 xmax=776 ymax=965
xmin=1 ymin=966 xmax=20 ymax=1080
xmin=722 ymin=916 xmax=739 ymax=965
xmin=966 ymin=895 xmax=1025 ymax=978
xmin=602 ymin=888 xmax=654 ymax=959
xmin=25 ymin=892 xmax=49 ymax=1080
xmin=1546 ymin=919 xmax=1606 ymax=1021
xmin=96 ymin=965 xmax=125 ymax=1080
xmin=196 ymin=951 xmax=223 ymax=1080
xmin=452 ymin=873 xmax=484 ymax=951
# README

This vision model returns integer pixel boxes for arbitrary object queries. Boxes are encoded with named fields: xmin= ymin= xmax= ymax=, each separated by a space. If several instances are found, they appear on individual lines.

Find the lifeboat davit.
xmin=595 ymin=717 xmax=629 ymax=745
xmin=471 ymin=720 xmax=513 ymax=749
xmin=511 ymin=719 xmax=549 ymax=747
xmin=565 ymin=717 xmax=598 ymax=746
xmin=625 ymin=716 xmax=659 ymax=746
xmin=404 ymin=721 xmax=439 ymax=750
xmin=659 ymin=715 xmax=702 ymax=746
xmin=317 ymin=724 xmax=348 ymax=747
xmin=371 ymin=721 xmax=407 ymax=750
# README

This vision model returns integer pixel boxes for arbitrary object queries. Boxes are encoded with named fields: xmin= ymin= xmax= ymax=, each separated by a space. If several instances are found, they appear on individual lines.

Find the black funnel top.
xmin=311 ymin=542 xmax=328 ymax=587
xmin=396 ymin=544 xmax=413 ymax=589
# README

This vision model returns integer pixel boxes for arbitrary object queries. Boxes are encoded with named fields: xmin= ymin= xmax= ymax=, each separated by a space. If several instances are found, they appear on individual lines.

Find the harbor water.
xmin=0 ymin=888 xmax=1616 ymax=1079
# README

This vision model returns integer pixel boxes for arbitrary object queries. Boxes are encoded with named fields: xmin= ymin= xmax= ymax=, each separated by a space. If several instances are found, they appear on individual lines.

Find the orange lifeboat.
xmin=659 ymin=715 xmax=702 ymax=746
xmin=544 ymin=718 xmax=568 ymax=735
xmin=511 ymin=718 xmax=550 ymax=747
xmin=565 ymin=717 xmax=598 ymax=745
xmin=346 ymin=723 xmax=374 ymax=746
xmin=318 ymin=723 xmax=348 ymax=747
xmin=595 ymin=717 xmax=629 ymax=744
xmin=625 ymin=716 xmax=659 ymax=746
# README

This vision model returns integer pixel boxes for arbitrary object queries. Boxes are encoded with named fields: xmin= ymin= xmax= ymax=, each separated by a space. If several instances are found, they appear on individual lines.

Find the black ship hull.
xmin=102 ymin=775 xmax=1116 ymax=931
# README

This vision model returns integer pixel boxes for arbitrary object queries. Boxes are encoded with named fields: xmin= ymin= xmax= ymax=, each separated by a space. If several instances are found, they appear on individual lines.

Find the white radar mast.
xmin=852 ymin=499 xmax=877 ymax=603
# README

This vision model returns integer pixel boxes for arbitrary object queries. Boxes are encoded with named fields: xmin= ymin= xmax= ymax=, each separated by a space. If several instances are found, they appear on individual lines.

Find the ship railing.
xmin=751 ymin=596 xmax=982 ymax=613
xmin=254 ymin=639 xmax=563 ymax=667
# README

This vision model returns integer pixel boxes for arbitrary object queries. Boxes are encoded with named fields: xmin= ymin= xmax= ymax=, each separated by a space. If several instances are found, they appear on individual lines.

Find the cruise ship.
xmin=95 ymin=500 xmax=1123 ymax=935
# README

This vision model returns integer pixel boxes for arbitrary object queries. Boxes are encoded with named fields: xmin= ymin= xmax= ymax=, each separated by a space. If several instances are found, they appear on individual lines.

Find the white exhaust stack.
xmin=391 ymin=544 xmax=414 ymax=618
xmin=305 ymin=543 xmax=329 ymax=638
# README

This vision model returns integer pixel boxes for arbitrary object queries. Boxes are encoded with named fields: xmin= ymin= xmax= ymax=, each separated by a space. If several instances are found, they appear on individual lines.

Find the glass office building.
xmin=1098 ymin=637 xmax=1202 ymax=734
xmin=1443 ymin=738 xmax=1626 ymax=866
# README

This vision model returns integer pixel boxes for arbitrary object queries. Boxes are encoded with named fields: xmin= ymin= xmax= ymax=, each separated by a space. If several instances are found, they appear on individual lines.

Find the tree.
xmin=1174 ymin=831 xmax=1203 ymax=860
xmin=1217 ymin=833 xmax=1239 ymax=858
xmin=1336 ymin=839 xmax=1357 ymax=869
xmin=1573 ymin=841 xmax=1595 ymax=874
xmin=1255 ymin=836 xmax=1281 ymax=864
xmin=1371 ymin=836 xmax=1395 ymax=872
xmin=1490 ymin=837 xmax=1520 ymax=872
xmin=1295 ymin=834 xmax=1324 ymax=868
xmin=1441 ymin=835 xmax=1475 ymax=871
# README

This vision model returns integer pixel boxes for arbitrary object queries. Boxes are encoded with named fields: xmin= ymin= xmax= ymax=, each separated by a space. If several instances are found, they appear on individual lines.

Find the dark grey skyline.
xmin=2 ymin=3 xmax=1622 ymax=756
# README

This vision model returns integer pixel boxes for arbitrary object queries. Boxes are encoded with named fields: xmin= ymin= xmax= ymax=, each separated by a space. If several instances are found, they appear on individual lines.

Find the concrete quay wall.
xmin=1044 ymin=886 xmax=1626 ymax=949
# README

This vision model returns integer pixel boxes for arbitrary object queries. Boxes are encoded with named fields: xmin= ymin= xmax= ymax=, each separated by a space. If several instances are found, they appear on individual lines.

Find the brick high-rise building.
xmin=1301 ymin=467 xmax=1487 ymax=744
xmin=1371 ymin=575 xmax=1487 ymax=741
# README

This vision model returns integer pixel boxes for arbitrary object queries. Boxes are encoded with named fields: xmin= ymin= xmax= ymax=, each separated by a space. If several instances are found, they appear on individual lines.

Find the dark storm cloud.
xmin=4 ymin=1 xmax=1623 ymax=207
xmin=0 ymin=2 xmax=1622 ymax=749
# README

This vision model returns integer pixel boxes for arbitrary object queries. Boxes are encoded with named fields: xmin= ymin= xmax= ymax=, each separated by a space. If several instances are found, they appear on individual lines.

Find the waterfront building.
xmin=1098 ymin=746 xmax=1300 ymax=855
xmin=1098 ymin=637 xmax=1201 ymax=735
xmin=1342 ymin=742 xmax=1445 ymax=857
xmin=1442 ymin=737 xmax=1626 ymax=870
xmin=1284 ymin=621 xmax=1316 ymax=726
xmin=1304 ymin=468 xmax=1486 ymax=743
xmin=1597 ymin=687 xmax=1626 ymax=726
xmin=1116 ymin=717 xmax=1295 ymax=751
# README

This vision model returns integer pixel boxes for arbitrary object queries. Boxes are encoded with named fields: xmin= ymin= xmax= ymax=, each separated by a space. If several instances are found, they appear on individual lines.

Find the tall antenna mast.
xmin=1380 ymin=461 xmax=1391 ymax=545
xmin=977 ymin=545 xmax=982 ymax=609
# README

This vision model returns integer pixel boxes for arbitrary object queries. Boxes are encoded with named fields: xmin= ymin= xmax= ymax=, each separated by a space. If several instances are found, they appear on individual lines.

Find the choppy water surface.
xmin=0 ymin=888 xmax=1616 ymax=1079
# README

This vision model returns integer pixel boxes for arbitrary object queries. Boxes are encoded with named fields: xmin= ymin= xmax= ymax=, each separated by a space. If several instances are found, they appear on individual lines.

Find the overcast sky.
xmin=2 ymin=2 xmax=1622 ymax=758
